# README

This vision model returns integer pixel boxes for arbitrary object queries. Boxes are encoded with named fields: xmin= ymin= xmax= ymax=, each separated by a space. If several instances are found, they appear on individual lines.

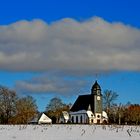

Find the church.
xmin=70 ymin=81 xmax=108 ymax=124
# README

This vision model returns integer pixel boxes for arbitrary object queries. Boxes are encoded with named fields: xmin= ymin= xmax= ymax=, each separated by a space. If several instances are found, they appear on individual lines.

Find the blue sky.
xmin=0 ymin=0 xmax=140 ymax=27
xmin=0 ymin=0 xmax=140 ymax=111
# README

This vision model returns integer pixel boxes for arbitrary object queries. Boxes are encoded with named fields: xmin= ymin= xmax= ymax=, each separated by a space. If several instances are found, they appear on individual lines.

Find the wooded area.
xmin=0 ymin=85 xmax=140 ymax=125
xmin=0 ymin=86 xmax=37 ymax=124
xmin=103 ymin=90 xmax=140 ymax=125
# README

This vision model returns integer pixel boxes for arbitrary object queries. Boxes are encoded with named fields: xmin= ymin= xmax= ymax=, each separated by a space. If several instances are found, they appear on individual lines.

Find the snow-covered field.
xmin=0 ymin=125 xmax=140 ymax=140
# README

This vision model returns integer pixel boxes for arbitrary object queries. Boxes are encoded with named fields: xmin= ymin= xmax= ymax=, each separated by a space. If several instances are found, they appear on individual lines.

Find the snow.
xmin=0 ymin=125 xmax=140 ymax=140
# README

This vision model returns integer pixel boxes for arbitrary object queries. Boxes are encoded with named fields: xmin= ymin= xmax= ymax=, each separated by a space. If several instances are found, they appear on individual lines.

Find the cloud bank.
xmin=0 ymin=17 xmax=140 ymax=73
xmin=1 ymin=17 xmax=140 ymax=95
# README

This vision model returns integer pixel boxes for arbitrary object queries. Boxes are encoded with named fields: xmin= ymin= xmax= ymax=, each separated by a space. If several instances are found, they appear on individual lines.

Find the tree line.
xmin=0 ymin=86 xmax=37 ymax=124
xmin=0 ymin=85 xmax=140 ymax=125
xmin=103 ymin=90 xmax=140 ymax=125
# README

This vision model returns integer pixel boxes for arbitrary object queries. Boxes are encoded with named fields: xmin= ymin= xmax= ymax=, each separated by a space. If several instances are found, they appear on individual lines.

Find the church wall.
xmin=70 ymin=112 xmax=88 ymax=124
xmin=94 ymin=113 xmax=102 ymax=124
xmin=69 ymin=111 xmax=108 ymax=124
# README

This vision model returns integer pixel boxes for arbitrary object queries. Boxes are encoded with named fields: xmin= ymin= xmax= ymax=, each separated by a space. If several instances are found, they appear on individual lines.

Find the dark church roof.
xmin=70 ymin=93 xmax=97 ymax=113
xmin=70 ymin=95 xmax=92 ymax=112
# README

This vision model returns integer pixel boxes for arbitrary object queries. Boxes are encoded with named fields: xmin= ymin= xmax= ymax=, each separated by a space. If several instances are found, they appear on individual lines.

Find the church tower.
xmin=91 ymin=81 xmax=103 ymax=123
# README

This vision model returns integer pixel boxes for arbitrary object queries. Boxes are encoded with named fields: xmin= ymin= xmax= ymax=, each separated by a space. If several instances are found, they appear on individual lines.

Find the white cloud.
xmin=15 ymin=74 xmax=87 ymax=96
xmin=0 ymin=17 xmax=140 ymax=73
xmin=2 ymin=17 xmax=139 ymax=95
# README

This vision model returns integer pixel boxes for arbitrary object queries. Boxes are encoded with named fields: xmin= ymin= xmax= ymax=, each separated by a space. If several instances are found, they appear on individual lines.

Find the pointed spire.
xmin=91 ymin=80 xmax=101 ymax=94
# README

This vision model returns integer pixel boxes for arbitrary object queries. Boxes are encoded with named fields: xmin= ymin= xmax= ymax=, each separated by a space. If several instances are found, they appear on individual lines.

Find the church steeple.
xmin=91 ymin=81 xmax=103 ymax=116
xmin=91 ymin=80 xmax=101 ymax=95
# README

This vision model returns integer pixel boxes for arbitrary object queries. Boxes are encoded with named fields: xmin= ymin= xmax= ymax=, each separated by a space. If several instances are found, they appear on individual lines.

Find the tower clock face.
xmin=97 ymin=96 xmax=100 ymax=100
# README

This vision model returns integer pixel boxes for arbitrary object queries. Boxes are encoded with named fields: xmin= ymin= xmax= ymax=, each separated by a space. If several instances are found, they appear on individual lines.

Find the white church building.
xmin=69 ymin=81 xmax=108 ymax=124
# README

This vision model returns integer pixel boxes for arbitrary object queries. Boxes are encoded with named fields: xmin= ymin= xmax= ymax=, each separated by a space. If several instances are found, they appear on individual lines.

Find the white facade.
xmin=38 ymin=113 xmax=52 ymax=124
xmin=70 ymin=110 xmax=88 ymax=124
xmin=70 ymin=110 xmax=108 ymax=124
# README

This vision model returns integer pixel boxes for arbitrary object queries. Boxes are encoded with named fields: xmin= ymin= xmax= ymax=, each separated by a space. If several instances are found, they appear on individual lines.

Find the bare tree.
xmin=0 ymin=86 xmax=17 ymax=124
xmin=103 ymin=90 xmax=119 ymax=113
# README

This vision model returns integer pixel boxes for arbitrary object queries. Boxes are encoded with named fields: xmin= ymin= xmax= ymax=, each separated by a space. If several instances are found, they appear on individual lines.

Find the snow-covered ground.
xmin=0 ymin=125 xmax=140 ymax=140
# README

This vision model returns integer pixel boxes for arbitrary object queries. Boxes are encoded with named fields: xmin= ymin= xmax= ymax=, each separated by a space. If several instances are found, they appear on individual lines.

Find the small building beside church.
xmin=70 ymin=81 xmax=108 ymax=124
xmin=29 ymin=113 xmax=52 ymax=124
xmin=38 ymin=113 xmax=52 ymax=124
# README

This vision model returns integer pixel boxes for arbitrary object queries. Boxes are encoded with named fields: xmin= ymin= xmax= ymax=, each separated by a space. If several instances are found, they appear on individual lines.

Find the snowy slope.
xmin=0 ymin=125 xmax=140 ymax=140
